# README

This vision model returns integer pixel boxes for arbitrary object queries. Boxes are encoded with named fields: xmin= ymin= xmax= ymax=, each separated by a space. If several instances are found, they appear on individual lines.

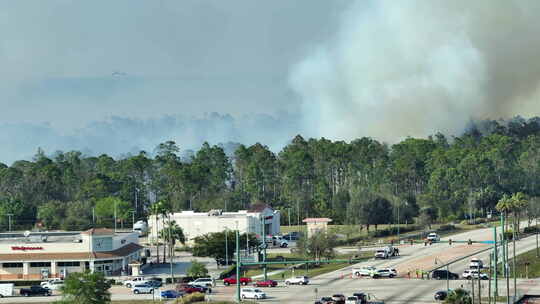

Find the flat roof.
xmin=0 ymin=243 xmax=144 ymax=262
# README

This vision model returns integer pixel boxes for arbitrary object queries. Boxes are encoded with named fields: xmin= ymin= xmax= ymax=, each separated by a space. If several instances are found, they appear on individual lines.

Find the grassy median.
xmin=511 ymin=247 xmax=540 ymax=278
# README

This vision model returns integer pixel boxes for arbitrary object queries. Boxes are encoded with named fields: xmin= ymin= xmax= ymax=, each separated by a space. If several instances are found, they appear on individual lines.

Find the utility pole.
xmin=478 ymin=270 xmax=481 ymax=304
xmin=493 ymin=226 xmax=498 ymax=297
xmin=225 ymin=227 xmax=229 ymax=267
xmin=512 ymin=223 xmax=516 ymax=302
xmin=7 ymin=214 xmax=13 ymax=232
xmin=114 ymin=202 xmax=117 ymax=232
xmin=397 ymin=200 xmax=400 ymax=242
xmin=135 ymin=187 xmax=139 ymax=219
xmin=92 ymin=208 xmax=95 ymax=225
xmin=262 ymin=215 xmax=267 ymax=280
xmin=536 ymin=217 xmax=540 ymax=258
xmin=472 ymin=272 xmax=476 ymax=304
xmin=129 ymin=211 xmax=135 ymax=228
xmin=489 ymin=252 xmax=492 ymax=304
xmin=288 ymin=208 xmax=291 ymax=227
xmin=235 ymin=228 xmax=241 ymax=303
xmin=168 ymin=214 xmax=174 ymax=284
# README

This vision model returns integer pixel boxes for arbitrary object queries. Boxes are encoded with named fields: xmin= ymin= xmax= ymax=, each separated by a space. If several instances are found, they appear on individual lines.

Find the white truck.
xmin=0 ymin=283 xmax=14 ymax=298
xmin=133 ymin=221 xmax=149 ymax=236
xmin=374 ymin=246 xmax=396 ymax=259
xmin=123 ymin=276 xmax=148 ymax=288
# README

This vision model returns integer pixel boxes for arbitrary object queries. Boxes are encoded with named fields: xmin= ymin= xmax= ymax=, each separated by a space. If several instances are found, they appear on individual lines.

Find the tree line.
xmin=1 ymin=117 xmax=540 ymax=231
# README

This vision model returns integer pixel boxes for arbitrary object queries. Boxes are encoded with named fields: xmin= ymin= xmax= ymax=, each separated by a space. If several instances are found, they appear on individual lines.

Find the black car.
xmin=319 ymin=297 xmax=336 ymax=304
xmin=147 ymin=280 xmax=163 ymax=288
xmin=353 ymin=292 xmax=368 ymax=304
xmin=434 ymin=290 xmax=448 ymax=301
xmin=432 ymin=270 xmax=459 ymax=280
xmin=20 ymin=286 xmax=52 ymax=297
xmin=216 ymin=258 xmax=236 ymax=266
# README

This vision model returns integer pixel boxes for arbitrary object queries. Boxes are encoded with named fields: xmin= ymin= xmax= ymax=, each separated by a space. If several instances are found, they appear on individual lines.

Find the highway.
xmin=237 ymin=223 xmax=540 ymax=303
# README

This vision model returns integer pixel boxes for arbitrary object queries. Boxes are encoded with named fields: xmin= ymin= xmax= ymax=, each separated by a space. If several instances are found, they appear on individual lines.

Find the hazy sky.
xmin=2 ymin=1 xmax=540 ymax=164
xmin=1 ymin=1 xmax=346 ymax=128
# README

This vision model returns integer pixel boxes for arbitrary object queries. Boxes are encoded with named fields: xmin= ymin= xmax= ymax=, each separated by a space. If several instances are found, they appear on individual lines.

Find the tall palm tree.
xmin=496 ymin=194 xmax=513 ymax=232
xmin=160 ymin=220 xmax=185 ymax=264
xmin=511 ymin=192 xmax=528 ymax=237
xmin=149 ymin=202 xmax=165 ymax=264
xmin=159 ymin=201 xmax=171 ymax=263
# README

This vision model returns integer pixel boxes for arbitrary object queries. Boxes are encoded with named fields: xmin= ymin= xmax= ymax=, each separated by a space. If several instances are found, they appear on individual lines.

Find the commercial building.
xmin=0 ymin=228 xmax=144 ymax=281
xmin=149 ymin=204 xmax=281 ymax=244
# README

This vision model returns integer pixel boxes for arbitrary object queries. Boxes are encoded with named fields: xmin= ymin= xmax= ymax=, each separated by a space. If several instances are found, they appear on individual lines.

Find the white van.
xmin=0 ymin=283 xmax=14 ymax=297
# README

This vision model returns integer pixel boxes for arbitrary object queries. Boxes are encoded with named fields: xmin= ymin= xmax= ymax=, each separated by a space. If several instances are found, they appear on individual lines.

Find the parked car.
xmin=254 ymin=279 xmax=278 ymax=287
xmin=462 ymin=269 xmax=488 ymax=280
xmin=374 ymin=249 xmax=389 ymax=259
xmin=146 ymin=280 xmax=163 ymax=288
xmin=332 ymin=294 xmax=346 ymax=304
xmin=352 ymin=266 xmax=376 ymax=277
xmin=223 ymin=276 xmax=252 ymax=286
xmin=345 ymin=296 xmax=360 ymax=304
xmin=42 ymin=280 xmax=64 ymax=290
xmin=176 ymin=284 xmax=206 ymax=294
xmin=40 ymin=278 xmax=63 ymax=287
xmin=216 ymin=258 xmax=236 ymax=266
xmin=161 ymin=290 xmax=182 ymax=299
xmin=20 ymin=286 xmax=52 ymax=297
xmin=352 ymin=292 xmax=368 ymax=304
xmin=370 ymin=269 xmax=396 ymax=278
xmin=285 ymin=276 xmax=309 ymax=285
xmin=123 ymin=276 xmax=148 ymax=288
xmin=283 ymin=231 xmax=301 ymax=241
xmin=431 ymin=270 xmax=459 ymax=280
xmin=0 ymin=283 xmax=14 ymax=298
xmin=434 ymin=290 xmax=448 ymax=301
xmin=469 ymin=258 xmax=484 ymax=269
xmin=132 ymin=283 xmax=155 ymax=294
xmin=240 ymin=288 xmax=266 ymax=300
xmin=427 ymin=233 xmax=441 ymax=242
xmin=188 ymin=277 xmax=213 ymax=287
xmin=319 ymin=297 xmax=336 ymax=304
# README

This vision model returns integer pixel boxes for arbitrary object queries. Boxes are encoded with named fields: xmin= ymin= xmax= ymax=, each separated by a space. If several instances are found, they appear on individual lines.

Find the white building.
xmin=0 ymin=228 xmax=143 ymax=281
xmin=149 ymin=204 xmax=281 ymax=244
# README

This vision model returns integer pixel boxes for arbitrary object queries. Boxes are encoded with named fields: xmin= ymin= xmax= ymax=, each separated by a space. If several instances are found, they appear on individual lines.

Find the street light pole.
xmin=7 ymin=214 xmax=13 ymax=232
xmin=536 ymin=217 xmax=539 ymax=258
xmin=129 ymin=211 xmax=135 ymax=228
xmin=225 ymin=227 xmax=229 ymax=267
xmin=135 ymin=188 xmax=140 ymax=218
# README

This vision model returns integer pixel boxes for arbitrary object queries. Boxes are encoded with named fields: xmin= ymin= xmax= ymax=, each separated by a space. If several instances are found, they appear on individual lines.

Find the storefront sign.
xmin=11 ymin=246 xmax=44 ymax=251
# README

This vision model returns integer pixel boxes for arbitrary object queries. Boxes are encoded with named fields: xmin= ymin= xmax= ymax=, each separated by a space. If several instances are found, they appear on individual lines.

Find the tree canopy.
xmin=1 ymin=118 xmax=540 ymax=230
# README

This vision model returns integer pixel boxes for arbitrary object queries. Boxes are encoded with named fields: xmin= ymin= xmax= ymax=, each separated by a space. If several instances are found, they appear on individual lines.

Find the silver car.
xmin=132 ymin=283 xmax=155 ymax=294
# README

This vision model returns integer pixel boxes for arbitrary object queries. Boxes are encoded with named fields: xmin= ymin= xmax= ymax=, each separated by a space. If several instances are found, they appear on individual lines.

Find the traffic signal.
xmin=468 ymin=239 xmax=472 ymax=245
xmin=449 ymin=239 xmax=452 ymax=245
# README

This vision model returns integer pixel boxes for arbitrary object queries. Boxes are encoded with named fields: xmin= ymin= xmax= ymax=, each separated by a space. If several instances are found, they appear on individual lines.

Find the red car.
xmin=223 ymin=276 xmax=252 ymax=286
xmin=176 ymin=284 xmax=205 ymax=294
xmin=254 ymin=280 xmax=278 ymax=287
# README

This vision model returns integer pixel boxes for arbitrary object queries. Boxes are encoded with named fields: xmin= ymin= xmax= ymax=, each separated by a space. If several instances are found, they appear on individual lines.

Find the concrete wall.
xmin=149 ymin=208 xmax=281 ymax=244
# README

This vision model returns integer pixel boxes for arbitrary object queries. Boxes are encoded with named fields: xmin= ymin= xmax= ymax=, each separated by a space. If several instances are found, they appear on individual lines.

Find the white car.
xmin=352 ymin=266 xmax=376 ymax=277
xmin=42 ymin=280 xmax=64 ymax=290
xmin=462 ymin=269 xmax=488 ymax=280
xmin=374 ymin=249 xmax=389 ymax=259
xmin=123 ymin=277 xmax=148 ymax=288
xmin=427 ymin=233 xmax=440 ymax=242
xmin=346 ymin=296 xmax=360 ymax=304
xmin=469 ymin=258 xmax=484 ymax=269
xmin=240 ymin=288 xmax=266 ymax=300
xmin=371 ymin=268 xmax=396 ymax=278
xmin=40 ymin=278 xmax=63 ymax=287
xmin=188 ymin=277 xmax=213 ymax=287
xmin=285 ymin=276 xmax=309 ymax=285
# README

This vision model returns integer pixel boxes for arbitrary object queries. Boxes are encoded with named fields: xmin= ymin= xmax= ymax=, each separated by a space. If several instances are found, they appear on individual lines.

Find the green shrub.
xmin=177 ymin=292 xmax=205 ymax=303
xmin=523 ymin=226 xmax=538 ymax=233
xmin=438 ymin=224 xmax=456 ymax=232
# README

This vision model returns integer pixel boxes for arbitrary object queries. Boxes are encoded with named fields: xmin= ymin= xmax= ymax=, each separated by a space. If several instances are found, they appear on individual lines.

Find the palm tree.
xmin=444 ymin=288 xmax=472 ymax=304
xmin=160 ymin=220 xmax=185 ymax=264
xmin=511 ymin=192 xmax=528 ymax=238
xmin=159 ymin=201 xmax=171 ymax=263
xmin=496 ymin=194 xmax=514 ymax=232
xmin=149 ymin=202 xmax=165 ymax=264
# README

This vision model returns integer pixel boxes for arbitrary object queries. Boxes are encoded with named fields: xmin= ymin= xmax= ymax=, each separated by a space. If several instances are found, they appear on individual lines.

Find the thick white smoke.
xmin=290 ymin=1 xmax=540 ymax=142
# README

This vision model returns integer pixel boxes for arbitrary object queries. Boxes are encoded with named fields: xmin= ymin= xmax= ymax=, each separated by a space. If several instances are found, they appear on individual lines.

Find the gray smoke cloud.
xmin=290 ymin=1 xmax=540 ymax=142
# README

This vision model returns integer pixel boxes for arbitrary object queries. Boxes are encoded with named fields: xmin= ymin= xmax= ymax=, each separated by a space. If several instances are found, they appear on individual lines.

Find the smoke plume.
xmin=290 ymin=1 xmax=540 ymax=142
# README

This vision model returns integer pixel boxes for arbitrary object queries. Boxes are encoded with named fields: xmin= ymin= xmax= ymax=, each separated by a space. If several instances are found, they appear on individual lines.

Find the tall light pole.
xmin=288 ymin=208 xmax=291 ymax=227
xmin=129 ymin=210 xmax=135 ymax=228
xmin=224 ymin=227 xmax=229 ymax=267
xmin=7 ymin=214 xmax=13 ymax=232
xmin=135 ymin=188 xmax=140 ymax=218
xmin=168 ymin=214 xmax=174 ymax=284
xmin=235 ymin=226 xmax=241 ymax=303
xmin=114 ymin=202 xmax=117 ymax=232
